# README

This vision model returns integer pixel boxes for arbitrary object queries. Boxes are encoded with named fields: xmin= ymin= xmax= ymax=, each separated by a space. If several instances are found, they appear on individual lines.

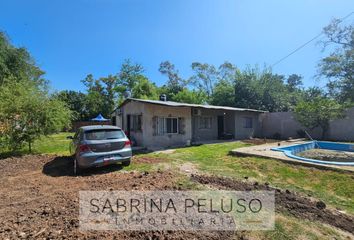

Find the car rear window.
xmin=84 ymin=129 xmax=125 ymax=140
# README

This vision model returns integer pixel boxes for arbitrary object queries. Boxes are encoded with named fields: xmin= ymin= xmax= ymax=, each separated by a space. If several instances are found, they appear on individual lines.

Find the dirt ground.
xmin=190 ymin=175 xmax=354 ymax=234
xmin=297 ymin=149 xmax=354 ymax=162
xmin=0 ymin=154 xmax=353 ymax=239
xmin=0 ymin=155 xmax=234 ymax=239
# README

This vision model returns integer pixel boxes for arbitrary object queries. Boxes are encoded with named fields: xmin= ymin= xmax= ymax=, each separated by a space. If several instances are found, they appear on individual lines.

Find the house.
xmin=112 ymin=97 xmax=266 ymax=149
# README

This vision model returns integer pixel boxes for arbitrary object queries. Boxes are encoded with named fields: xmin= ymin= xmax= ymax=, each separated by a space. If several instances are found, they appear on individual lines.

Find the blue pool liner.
xmin=271 ymin=141 xmax=354 ymax=166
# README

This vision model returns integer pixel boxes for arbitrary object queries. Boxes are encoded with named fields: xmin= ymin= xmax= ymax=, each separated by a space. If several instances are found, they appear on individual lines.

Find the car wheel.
xmin=74 ymin=158 xmax=81 ymax=175
xmin=122 ymin=160 xmax=131 ymax=167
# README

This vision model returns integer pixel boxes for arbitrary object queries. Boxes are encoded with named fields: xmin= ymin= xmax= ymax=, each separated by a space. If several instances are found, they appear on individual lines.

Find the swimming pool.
xmin=271 ymin=141 xmax=354 ymax=166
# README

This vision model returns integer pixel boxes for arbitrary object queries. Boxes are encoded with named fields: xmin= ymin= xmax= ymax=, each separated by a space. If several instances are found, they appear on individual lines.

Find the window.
xmin=156 ymin=117 xmax=179 ymax=135
xmin=199 ymin=117 xmax=212 ymax=129
xmin=85 ymin=129 xmax=125 ymax=140
xmin=130 ymin=115 xmax=142 ymax=131
xmin=243 ymin=117 xmax=253 ymax=128
xmin=166 ymin=118 xmax=178 ymax=134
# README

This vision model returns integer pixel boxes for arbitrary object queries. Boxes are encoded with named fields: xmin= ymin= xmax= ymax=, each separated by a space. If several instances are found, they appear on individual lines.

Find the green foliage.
xmin=131 ymin=75 xmax=159 ymax=100
xmin=0 ymin=80 xmax=72 ymax=151
xmin=116 ymin=59 xmax=144 ymax=98
xmin=294 ymin=97 xmax=345 ymax=139
xmin=0 ymin=32 xmax=44 ymax=85
xmin=319 ymin=19 xmax=354 ymax=103
xmin=171 ymin=88 xmax=207 ymax=104
xmin=54 ymin=90 xmax=89 ymax=121
xmin=158 ymin=61 xmax=187 ymax=99
xmin=190 ymin=62 xmax=218 ymax=97
xmin=210 ymin=79 xmax=235 ymax=106
xmin=234 ymin=67 xmax=297 ymax=112
xmin=81 ymin=74 xmax=117 ymax=119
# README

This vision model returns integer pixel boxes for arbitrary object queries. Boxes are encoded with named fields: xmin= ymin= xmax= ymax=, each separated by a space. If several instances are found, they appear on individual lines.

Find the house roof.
xmin=118 ymin=98 xmax=266 ymax=113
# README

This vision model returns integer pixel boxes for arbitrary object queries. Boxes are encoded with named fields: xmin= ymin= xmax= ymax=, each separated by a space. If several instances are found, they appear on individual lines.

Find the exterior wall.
xmin=120 ymin=101 xmax=192 ymax=149
xmin=142 ymin=104 xmax=192 ymax=149
xmin=234 ymin=112 xmax=262 ymax=139
xmin=261 ymin=107 xmax=354 ymax=141
xmin=121 ymin=101 xmax=145 ymax=146
xmin=192 ymin=109 xmax=235 ymax=141
xmin=328 ymin=107 xmax=354 ymax=141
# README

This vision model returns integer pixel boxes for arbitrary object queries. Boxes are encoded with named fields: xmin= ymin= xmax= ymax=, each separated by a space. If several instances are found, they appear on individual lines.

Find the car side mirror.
xmin=66 ymin=136 xmax=74 ymax=139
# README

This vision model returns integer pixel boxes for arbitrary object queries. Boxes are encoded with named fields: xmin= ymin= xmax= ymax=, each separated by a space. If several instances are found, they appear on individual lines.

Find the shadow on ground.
xmin=42 ymin=156 xmax=123 ymax=177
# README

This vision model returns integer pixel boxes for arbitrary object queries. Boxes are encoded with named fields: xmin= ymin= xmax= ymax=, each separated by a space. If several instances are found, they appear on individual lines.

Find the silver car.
xmin=68 ymin=125 xmax=132 ymax=174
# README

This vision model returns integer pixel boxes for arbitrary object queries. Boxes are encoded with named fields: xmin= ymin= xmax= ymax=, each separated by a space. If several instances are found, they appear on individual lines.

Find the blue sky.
xmin=0 ymin=0 xmax=353 ymax=92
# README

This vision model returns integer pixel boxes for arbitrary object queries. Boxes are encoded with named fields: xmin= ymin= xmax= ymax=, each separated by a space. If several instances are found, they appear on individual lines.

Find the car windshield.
xmin=84 ymin=129 xmax=125 ymax=140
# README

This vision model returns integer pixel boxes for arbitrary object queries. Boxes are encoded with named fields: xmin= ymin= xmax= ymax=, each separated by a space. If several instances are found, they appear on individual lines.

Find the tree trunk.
xmin=28 ymin=141 xmax=32 ymax=153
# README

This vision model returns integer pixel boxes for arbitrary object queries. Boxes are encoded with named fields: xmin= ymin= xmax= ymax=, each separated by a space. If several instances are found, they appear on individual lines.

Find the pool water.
xmin=271 ymin=141 xmax=354 ymax=166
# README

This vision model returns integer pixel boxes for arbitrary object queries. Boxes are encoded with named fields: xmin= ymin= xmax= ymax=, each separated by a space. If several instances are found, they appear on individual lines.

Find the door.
xmin=126 ymin=115 xmax=131 ymax=138
xmin=217 ymin=116 xmax=224 ymax=139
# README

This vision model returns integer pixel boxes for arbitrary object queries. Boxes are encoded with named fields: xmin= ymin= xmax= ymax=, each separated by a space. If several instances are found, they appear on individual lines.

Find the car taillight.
xmin=79 ymin=144 xmax=91 ymax=153
xmin=124 ymin=140 xmax=131 ymax=148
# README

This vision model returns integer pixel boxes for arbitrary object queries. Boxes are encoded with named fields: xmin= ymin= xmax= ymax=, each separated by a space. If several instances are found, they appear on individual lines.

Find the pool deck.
xmin=230 ymin=140 xmax=354 ymax=173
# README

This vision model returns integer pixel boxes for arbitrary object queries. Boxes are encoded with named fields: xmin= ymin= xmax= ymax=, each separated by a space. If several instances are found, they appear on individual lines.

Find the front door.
xmin=217 ymin=115 xmax=224 ymax=139
xmin=126 ymin=115 xmax=131 ymax=138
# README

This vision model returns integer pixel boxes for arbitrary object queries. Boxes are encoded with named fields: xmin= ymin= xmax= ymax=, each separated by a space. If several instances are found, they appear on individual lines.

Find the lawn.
xmin=150 ymin=142 xmax=354 ymax=215
xmin=0 ymin=132 xmax=73 ymax=157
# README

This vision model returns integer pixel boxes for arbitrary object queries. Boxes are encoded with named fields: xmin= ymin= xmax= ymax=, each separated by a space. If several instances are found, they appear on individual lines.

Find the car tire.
xmin=122 ymin=160 xmax=131 ymax=167
xmin=73 ymin=158 xmax=81 ymax=175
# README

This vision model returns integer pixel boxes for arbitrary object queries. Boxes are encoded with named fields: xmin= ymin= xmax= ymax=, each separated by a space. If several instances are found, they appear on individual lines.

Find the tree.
xmin=116 ymin=59 xmax=144 ymax=100
xmin=211 ymin=62 xmax=238 ymax=106
xmin=81 ymin=74 xmax=107 ymax=119
xmin=0 ymin=79 xmax=72 ymax=151
xmin=190 ymin=62 xmax=218 ymax=98
xmin=286 ymin=74 xmax=303 ymax=92
xmin=0 ymin=32 xmax=44 ymax=86
xmin=294 ymin=97 xmax=345 ymax=139
xmin=210 ymin=79 xmax=235 ymax=106
xmin=233 ymin=67 xmax=294 ymax=112
xmin=158 ymin=61 xmax=186 ymax=99
xmin=131 ymin=75 xmax=159 ymax=99
xmin=54 ymin=90 xmax=89 ymax=121
xmin=319 ymin=19 xmax=354 ymax=103
xmin=171 ymin=88 xmax=207 ymax=104
xmin=81 ymin=74 xmax=118 ymax=119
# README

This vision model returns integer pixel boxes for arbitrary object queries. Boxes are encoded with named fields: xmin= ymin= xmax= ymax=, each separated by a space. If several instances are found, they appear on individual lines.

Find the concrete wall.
xmin=234 ymin=112 xmax=262 ymax=139
xmin=261 ymin=107 xmax=354 ymax=141
xmin=119 ymin=101 xmax=192 ymax=149
xmin=121 ymin=101 xmax=145 ymax=146
xmin=327 ymin=107 xmax=354 ymax=141
xmin=142 ymin=104 xmax=192 ymax=149
xmin=192 ymin=109 xmax=235 ymax=141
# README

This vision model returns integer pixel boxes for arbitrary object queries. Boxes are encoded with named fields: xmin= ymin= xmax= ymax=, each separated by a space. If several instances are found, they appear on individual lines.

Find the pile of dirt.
xmin=0 ymin=155 xmax=234 ymax=239
xmin=297 ymin=149 xmax=354 ymax=163
xmin=191 ymin=174 xmax=354 ymax=234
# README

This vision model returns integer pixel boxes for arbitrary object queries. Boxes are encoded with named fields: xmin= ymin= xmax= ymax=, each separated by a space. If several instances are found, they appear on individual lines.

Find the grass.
xmin=2 ymin=133 xmax=353 ymax=239
xmin=0 ymin=132 xmax=73 ymax=158
xmin=152 ymin=142 xmax=354 ymax=215
xmin=3 ymin=134 xmax=353 ymax=215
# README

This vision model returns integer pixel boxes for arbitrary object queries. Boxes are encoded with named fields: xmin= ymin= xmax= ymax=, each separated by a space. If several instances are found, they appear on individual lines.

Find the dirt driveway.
xmin=0 ymin=155 xmax=233 ymax=239
xmin=1 ymin=154 xmax=353 ymax=239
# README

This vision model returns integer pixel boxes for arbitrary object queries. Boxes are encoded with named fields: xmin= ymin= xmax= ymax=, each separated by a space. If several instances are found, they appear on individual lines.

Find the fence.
xmin=261 ymin=107 xmax=354 ymax=141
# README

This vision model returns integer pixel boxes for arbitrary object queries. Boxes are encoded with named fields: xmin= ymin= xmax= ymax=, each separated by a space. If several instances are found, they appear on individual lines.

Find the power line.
xmin=271 ymin=11 xmax=354 ymax=68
